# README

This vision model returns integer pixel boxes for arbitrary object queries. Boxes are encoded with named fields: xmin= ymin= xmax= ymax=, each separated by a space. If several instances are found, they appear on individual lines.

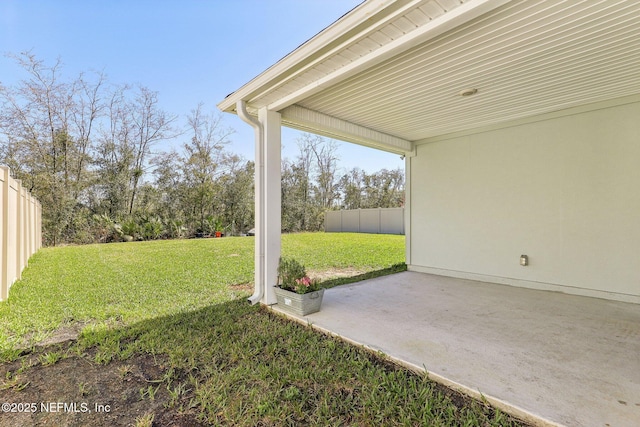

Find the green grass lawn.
xmin=0 ymin=233 xmax=404 ymax=354
xmin=0 ymin=233 xmax=524 ymax=426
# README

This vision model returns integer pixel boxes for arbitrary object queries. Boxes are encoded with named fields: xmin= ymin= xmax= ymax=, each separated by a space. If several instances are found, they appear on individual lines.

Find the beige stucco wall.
xmin=409 ymin=96 xmax=640 ymax=302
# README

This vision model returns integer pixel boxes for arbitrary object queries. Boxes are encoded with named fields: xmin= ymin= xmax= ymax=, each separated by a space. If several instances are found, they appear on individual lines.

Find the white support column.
xmin=258 ymin=108 xmax=282 ymax=305
xmin=404 ymin=154 xmax=412 ymax=266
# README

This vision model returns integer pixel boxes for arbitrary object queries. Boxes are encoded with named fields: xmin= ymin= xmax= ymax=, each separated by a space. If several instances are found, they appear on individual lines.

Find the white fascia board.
xmin=281 ymin=105 xmax=413 ymax=155
xmin=217 ymin=0 xmax=399 ymax=113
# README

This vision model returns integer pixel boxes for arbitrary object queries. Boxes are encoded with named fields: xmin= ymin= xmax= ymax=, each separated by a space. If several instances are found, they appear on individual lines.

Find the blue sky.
xmin=0 ymin=0 xmax=404 ymax=173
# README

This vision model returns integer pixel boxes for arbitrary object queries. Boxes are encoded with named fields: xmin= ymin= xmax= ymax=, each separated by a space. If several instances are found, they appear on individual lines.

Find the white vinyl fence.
xmin=1 ymin=166 xmax=42 ymax=301
xmin=325 ymin=208 xmax=404 ymax=235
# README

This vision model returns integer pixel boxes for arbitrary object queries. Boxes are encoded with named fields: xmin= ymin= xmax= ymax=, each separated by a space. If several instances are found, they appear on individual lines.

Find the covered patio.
xmin=218 ymin=1 xmax=640 ymax=425
xmin=273 ymin=272 xmax=640 ymax=426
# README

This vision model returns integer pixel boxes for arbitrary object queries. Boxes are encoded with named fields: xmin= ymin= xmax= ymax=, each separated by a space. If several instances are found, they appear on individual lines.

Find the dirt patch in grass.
xmin=0 ymin=343 xmax=204 ymax=427
xmin=228 ymin=282 xmax=253 ymax=293
xmin=308 ymin=267 xmax=368 ymax=281
xmin=31 ymin=321 xmax=92 ymax=348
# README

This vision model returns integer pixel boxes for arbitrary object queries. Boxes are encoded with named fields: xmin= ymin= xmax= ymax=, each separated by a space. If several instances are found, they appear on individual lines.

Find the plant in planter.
xmin=275 ymin=257 xmax=324 ymax=316
xmin=204 ymin=215 xmax=225 ymax=238
xmin=213 ymin=218 xmax=224 ymax=238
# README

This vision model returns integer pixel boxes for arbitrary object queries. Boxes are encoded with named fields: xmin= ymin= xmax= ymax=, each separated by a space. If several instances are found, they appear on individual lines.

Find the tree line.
xmin=0 ymin=53 xmax=403 ymax=246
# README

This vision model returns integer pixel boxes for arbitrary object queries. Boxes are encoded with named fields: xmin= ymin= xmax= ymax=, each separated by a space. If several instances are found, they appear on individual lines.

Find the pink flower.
xmin=295 ymin=276 xmax=311 ymax=287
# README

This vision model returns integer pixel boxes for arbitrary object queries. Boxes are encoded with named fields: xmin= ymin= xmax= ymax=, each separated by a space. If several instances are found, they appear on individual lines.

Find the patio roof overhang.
xmin=218 ymin=0 xmax=640 ymax=154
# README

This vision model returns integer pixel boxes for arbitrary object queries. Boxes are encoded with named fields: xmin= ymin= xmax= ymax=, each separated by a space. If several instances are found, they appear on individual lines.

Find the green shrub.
xmin=121 ymin=219 xmax=139 ymax=239
xmin=277 ymin=257 xmax=306 ymax=289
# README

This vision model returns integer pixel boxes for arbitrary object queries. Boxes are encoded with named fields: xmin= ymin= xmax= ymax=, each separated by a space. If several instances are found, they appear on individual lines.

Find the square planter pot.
xmin=274 ymin=287 xmax=325 ymax=316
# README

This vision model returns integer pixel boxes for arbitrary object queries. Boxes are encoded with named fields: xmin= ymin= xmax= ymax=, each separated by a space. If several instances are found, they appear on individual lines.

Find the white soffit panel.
xmin=298 ymin=0 xmax=640 ymax=141
xmin=263 ymin=0 xmax=505 ymax=112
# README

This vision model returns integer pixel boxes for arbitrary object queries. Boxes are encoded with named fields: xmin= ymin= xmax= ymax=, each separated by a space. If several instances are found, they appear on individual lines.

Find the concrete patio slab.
xmin=271 ymin=272 xmax=640 ymax=427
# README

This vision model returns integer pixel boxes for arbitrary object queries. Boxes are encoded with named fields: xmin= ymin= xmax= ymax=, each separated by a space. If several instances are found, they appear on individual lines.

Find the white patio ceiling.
xmin=218 ymin=0 xmax=640 ymax=154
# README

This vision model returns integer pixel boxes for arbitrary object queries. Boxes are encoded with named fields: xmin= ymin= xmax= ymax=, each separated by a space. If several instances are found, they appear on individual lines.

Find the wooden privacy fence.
xmin=325 ymin=207 xmax=405 ymax=235
xmin=1 ymin=166 xmax=42 ymax=301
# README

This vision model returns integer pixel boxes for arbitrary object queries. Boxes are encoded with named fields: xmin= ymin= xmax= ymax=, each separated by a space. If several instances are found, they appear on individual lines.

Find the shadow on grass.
xmin=3 ymin=267 xmax=525 ymax=427
xmin=319 ymin=262 xmax=408 ymax=289
xmin=67 ymin=276 xmax=524 ymax=426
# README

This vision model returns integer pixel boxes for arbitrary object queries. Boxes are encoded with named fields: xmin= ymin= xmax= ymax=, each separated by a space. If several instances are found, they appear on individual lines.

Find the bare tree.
xmin=93 ymin=85 xmax=134 ymax=217
xmin=281 ymin=134 xmax=341 ymax=231
xmin=69 ymin=71 xmax=106 ymax=199
xmin=127 ymin=86 xmax=178 ymax=214
xmin=0 ymin=52 xmax=104 ymax=245
xmin=310 ymin=136 xmax=339 ymax=210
